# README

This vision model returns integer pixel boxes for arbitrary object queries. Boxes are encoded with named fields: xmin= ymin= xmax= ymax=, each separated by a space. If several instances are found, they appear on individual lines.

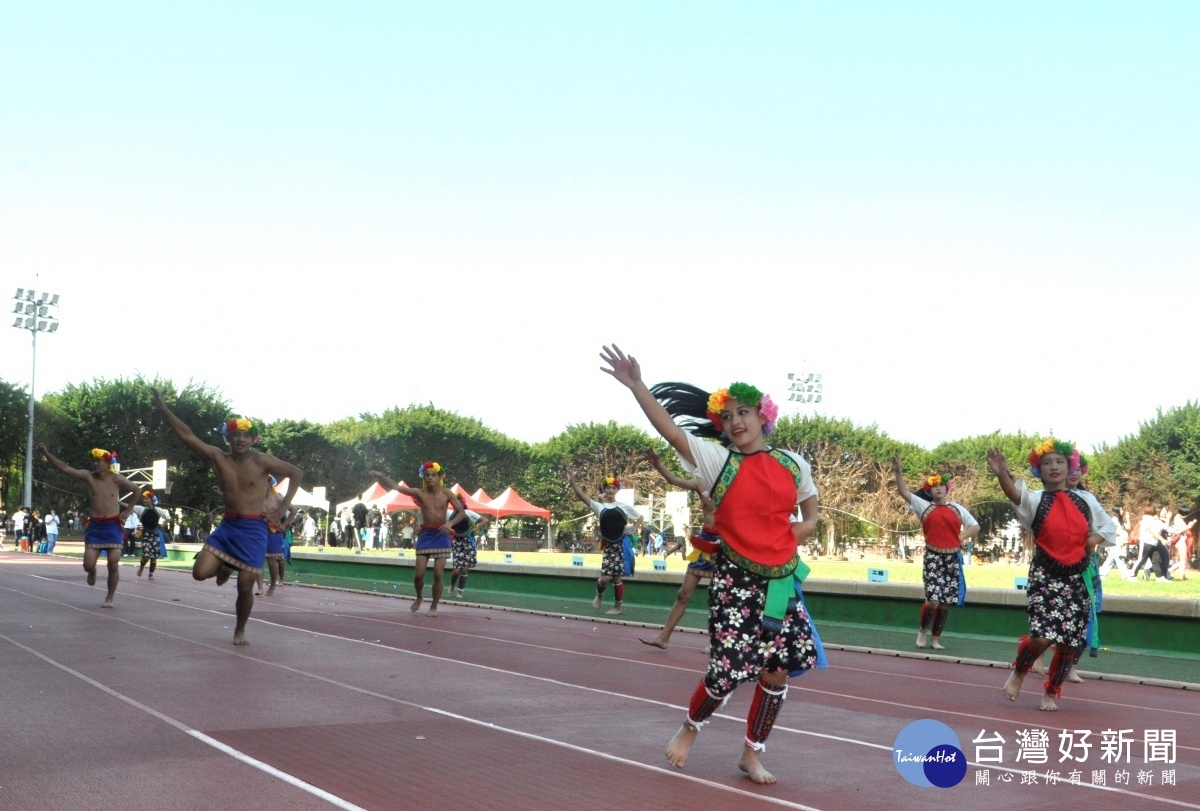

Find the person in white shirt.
xmin=44 ymin=509 xmax=61 ymax=554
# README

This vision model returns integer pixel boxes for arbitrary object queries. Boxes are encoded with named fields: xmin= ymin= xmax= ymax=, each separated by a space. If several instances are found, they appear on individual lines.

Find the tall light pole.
xmin=10 ymin=288 xmax=60 ymax=508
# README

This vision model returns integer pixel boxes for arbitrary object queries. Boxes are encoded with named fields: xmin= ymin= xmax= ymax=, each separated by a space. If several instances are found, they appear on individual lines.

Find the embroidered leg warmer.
xmin=614 ymin=582 xmax=624 ymax=603
xmin=919 ymin=603 xmax=934 ymax=630
xmin=1012 ymin=636 xmax=1040 ymax=674
xmin=685 ymin=680 xmax=727 ymax=730
xmin=932 ymin=605 xmax=950 ymax=637
xmin=1044 ymin=648 xmax=1074 ymax=698
xmin=745 ymin=680 xmax=788 ymax=752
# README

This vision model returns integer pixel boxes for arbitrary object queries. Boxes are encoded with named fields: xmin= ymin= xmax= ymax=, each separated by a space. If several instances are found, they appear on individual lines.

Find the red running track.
xmin=1 ymin=552 xmax=1197 ymax=811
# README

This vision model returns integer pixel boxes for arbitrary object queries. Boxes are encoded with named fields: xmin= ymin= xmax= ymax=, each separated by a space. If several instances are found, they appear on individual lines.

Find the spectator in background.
xmin=1132 ymin=506 xmax=1172 ymax=580
xmin=123 ymin=509 xmax=142 ymax=557
xmin=351 ymin=498 xmax=368 ymax=551
xmin=44 ymin=508 xmax=61 ymax=554
xmin=369 ymin=504 xmax=383 ymax=549
xmin=302 ymin=512 xmax=318 ymax=546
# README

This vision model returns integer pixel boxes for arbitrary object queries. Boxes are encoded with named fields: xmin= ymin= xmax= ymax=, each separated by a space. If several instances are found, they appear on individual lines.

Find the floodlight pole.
xmin=11 ymin=288 xmax=60 ymax=509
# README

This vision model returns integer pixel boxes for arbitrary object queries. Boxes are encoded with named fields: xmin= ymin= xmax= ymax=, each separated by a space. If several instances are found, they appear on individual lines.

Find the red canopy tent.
xmin=450 ymin=484 xmax=495 ymax=515
xmin=472 ymin=488 xmax=493 ymax=504
xmin=483 ymin=487 xmax=550 ymax=520
xmin=377 ymin=481 xmax=420 ymax=513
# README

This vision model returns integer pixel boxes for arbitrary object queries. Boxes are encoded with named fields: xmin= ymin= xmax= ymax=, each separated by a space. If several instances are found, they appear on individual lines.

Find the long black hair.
xmin=649 ymin=382 xmax=723 ymax=441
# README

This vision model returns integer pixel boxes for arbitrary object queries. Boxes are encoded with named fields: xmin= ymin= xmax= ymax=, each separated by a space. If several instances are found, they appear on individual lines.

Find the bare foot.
xmin=1003 ymin=669 xmax=1025 ymax=701
xmin=1031 ymin=657 xmax=1046 ymax=675
xmin=101 ymin=598 xmax=114 ymax=608
xmin=738 ymin=747 xmax=777 ymax=785
xmin=915 ymin=629 xmax=927 ymax=648
xmin=255 ymin=590 xmax=264 ymax=596
xmin=137 ymin=567 xmax=144 ymax=577
xmin=266 ymin=583 xmax=276 ymax=597
xmin=665 ymin=724 xmax=699 ymax=768
xmin=640 ymin=636 xmax=668 ymax=649
xmin=410 ymin=596 xmax=423 ymax=613
xmin=930 ymin=638 xmax=945 ymax=650
xmin=1067 ymin=667 xmax=1083 ymax=683
xmin=233 ymin=633 xmax=250 ymax=646
xmin=215 ymin=565 xmax=232 ymax=586
xmin=1039 ymin=693 xmax=1059 ymax=711
xmin=427 ymin=608 xmax=438 ymax=618
xmin=148 ymin=573 xmax=154 ymax=580
xmin=87 ymin=570 xmax=96 ymax=586
xmin=455 ymin=589 xmax=464 ymax=598
xmin=605 ymin=605 xmax=623 ymax=615
xmin=592 ymin=594 xmax=602 ymax=610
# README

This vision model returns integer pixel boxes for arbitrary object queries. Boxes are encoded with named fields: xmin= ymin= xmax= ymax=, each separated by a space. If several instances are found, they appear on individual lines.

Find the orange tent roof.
xmin=472 ymin=488 xmax=493 ymax=503
xmin=483 ymin=487 xmax=550 ymax=520
xmin=450 ymin=484 xmax=494 ymax=515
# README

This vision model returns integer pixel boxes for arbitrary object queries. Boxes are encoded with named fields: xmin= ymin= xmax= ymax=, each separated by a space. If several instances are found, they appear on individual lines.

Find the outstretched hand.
xmin=698 ymin=490 xmax=716 ymax=525
xmin=644 ymin=448 xmax=662 ymax=467
xmin=890 ymin=454 xmax=902 ymax=474
xmin=36 ymin=442 xmax=48 ymax=457
xmin=600 ymin=344 xmax=641 ymax=389
xmin=986 ymin=447 xmax=1008 ymax=477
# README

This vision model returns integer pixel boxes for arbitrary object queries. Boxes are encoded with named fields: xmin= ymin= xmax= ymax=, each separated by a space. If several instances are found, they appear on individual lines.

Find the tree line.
xmin=3 ymin=376 xmax=1197 ymax=544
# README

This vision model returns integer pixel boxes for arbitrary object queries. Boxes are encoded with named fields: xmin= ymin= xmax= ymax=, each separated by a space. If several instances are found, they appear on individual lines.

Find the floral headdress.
xmin=1027 ymin=438 xmax=1081 ymax=479
xmin=601 ymin=476 xmax=621 ymax=492
xmin=705 ymin=382 xmax=780 ymax=436
xmin=267 ymin=475 xmax=279 ymax=488
xmin=1074 ymin=454 xmax=1089 ymax=478
xmin=91 ymin=448 xmax=119 ymax=472
xmin=142 ymin=490 xmax=158 ymax=505
xmin=221 ymin=417 xmax=259 ymax=445
xmin=919 ymin=474 xmax=952 ymax=496
xmin=419 ymin=461 xmax=444 ymax=487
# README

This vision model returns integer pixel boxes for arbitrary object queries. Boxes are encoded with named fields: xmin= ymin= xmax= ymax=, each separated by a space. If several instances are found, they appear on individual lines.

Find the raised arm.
xmin=565 ymin=469 xmax=594 ymax=508
xmin=987 ymin=447 xmax=1022 ymax=505
xmin=37 ymin=444 xmax=89 ymax=481
xmin=600 ymin=345 xmax=693 ymax=466
xmin=645 ymin=448 xmax=701 ymax=491
xmin=151 ymin=387 xmax=224 ymax=465
xmin=891 ymin=455 xmax=914 ymax=503
xmin=368 ymin=470 xmax=400 ymax=492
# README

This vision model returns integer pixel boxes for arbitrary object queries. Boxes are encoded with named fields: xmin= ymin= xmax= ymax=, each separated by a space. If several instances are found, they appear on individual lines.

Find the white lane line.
xmin=0 ymin=584 xmax=820 ymax=810
xmin=0 ymin=632 xmax=366 ymax=811
xmin=6 ymin=576 xmax=1200 ymax=808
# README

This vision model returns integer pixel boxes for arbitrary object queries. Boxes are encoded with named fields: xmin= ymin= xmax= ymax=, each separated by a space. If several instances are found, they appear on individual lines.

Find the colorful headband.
xmin=705 ymin=382 xmax=780 ymax=436
xmin=419 ymin=461 xmax=443 ymax=477
xmin=921 ymin=474 xmax=952 ymax=493
xmin=268 ymin=475 xmax=278 ymax=487
xmin=142 ymin=490 xmax=159 ymax=505
xmin=1027 ymin=438 xmax=1081 ymax=478
xmin=1075 ymin=454 xmax=1089 ymax=478
xmin=601 ymin=476 xmax=621 ymax=491
xmin=221 ymin=417 xmax=259 ymax=443
xmin=91 ymin=448 xmax=119 ymax=471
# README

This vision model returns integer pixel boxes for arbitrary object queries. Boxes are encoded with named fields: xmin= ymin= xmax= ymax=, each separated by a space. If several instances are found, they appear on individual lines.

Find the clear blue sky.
xmin=2 ymin=2 xmax=1197 ymax=456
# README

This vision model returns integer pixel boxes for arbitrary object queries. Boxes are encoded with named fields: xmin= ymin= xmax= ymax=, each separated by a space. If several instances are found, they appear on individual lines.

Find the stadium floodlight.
xmin=11 ymin=288 xmax=61 ymax=508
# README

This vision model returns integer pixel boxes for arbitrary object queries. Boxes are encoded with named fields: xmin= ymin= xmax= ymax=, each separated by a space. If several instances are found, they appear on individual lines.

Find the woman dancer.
xmin=568 ymin=469 xmax=642 ymax=615
xmin=988 ymin=440 xmax=1115 ymax=711
xmin=891 ymin=457 xmax=978 ymax=650
xmin=600 ymin=345 xmax=821 ymax=785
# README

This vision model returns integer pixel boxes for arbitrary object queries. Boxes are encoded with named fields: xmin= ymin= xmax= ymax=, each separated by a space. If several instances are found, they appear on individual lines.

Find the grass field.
xmin=297 ymin=547 xmax=1200 ymax=598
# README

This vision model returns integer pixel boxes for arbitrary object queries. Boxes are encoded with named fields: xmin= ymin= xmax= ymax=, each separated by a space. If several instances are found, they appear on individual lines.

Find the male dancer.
xmin=152 ymin=388 xmax=302 ymax=644
xmin=368 ymin=462 xmax=466 ymax=616
xmin=567 ymin=469 xmax=643 ymax=615
xmin=38 ymin=445 xmax=141 ymax=607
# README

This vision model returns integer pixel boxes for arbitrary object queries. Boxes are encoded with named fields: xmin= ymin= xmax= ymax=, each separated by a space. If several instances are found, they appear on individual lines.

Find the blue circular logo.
xmin=892 ymin=719 xmax=967 ymax=788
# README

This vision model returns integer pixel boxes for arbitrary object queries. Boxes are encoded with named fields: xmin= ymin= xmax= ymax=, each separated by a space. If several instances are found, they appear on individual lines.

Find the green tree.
xmin=524 ymin=421 xmax=666 ymax=524
xmin=0 ymin=378 xmax=30 ymax=508
xmin=1091 ymin=402 xmax=1200 ymax=518
xmin=39 ymin=378 xmax=231 ymax=521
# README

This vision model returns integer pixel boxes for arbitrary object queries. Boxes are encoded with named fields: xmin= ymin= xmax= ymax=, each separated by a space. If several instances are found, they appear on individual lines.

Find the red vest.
xmin=713 ymin=452 xmax=800 ymax=568
xmin=1036 ymin=492 xmax=1089 ymax=566
xmin=923 ymin=504 xmax=962 ymax=552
